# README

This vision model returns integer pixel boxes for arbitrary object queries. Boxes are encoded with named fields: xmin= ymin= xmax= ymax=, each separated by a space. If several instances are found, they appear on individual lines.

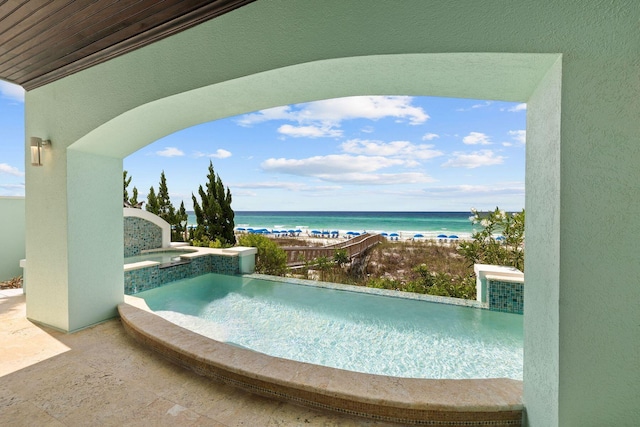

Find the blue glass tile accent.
xmin=124 ymin=254 xmax=240 ymax=295
xmin=487 ymin=280 xmax=524 ymax=314
xmin=124 ymin=217 xmax=163 ymax=257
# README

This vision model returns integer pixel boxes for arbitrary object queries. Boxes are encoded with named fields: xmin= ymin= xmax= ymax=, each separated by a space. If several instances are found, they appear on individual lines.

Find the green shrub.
xmin=238 ymin=234 xmax=288 ymax=276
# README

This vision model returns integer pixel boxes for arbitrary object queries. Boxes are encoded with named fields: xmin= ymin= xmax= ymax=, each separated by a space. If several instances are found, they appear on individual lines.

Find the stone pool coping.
xmin=119 ymin=297 xmax=523 ymax=426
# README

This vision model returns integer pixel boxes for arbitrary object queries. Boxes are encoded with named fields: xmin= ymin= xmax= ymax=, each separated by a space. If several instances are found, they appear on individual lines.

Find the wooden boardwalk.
xmin=282 ymin=233 xmax=386 ymax=267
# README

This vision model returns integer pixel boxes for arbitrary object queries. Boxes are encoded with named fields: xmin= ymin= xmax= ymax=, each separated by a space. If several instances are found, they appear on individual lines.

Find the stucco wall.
xmin=0 ymin=197 xmax=25 ymax=281
xmin=22 ymin=1 xmax=640 ymax=426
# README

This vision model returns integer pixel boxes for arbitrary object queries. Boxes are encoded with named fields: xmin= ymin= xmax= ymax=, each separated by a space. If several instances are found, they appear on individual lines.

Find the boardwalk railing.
xmin=282 ymin=233 xmax=386 ymax=267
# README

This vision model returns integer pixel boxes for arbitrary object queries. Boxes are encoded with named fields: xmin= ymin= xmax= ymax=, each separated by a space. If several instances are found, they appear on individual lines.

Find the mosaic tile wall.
xmin=124 ymin=254 xmax=240 ymax=294
xmin=124 ymin=217 xmax=162 ymax=257
xmin=487 ymin=279 xmax=524 ymax=314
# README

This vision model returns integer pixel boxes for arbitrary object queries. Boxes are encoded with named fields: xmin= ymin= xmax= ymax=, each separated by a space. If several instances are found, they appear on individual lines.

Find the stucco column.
xmin=25 ymin=140 xmax=123 ymax=332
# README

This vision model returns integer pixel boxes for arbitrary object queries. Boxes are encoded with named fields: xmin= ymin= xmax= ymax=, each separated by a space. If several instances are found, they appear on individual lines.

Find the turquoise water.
xmin=188 ymin=211 xmax=479 ymax=238
xmin=124 ymin=249 xmax=195 ymax=264
xmin=137 ymin=273 xmax=523 ymax=379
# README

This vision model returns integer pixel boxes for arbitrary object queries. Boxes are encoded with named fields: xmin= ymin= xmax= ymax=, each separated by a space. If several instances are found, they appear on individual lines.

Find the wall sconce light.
xmin=30 ymin=137 xmax=51 ymax=166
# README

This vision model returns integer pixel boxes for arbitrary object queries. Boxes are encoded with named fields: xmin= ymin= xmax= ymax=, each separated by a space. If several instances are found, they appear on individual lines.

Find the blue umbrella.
xmin=437 ymin=234 xmax=448 ymax=238
xmin=390 ymin=233 xmax=399 ymax=237
xmin=413 ymin=234 xmax=424 ymax=238
xmin=311 ymin=230 xmax=321 ymax=234
xmin=346 ymin=231 xmax=356 ymax=235
xmin=496 ymin=235 xmax=505 ymax=241
xmin=380 ymin=232 xmax=388 ymax=236
xmin=236 ymin=227 xmax=245 ymax=231
xmin=449 ymin=235 xmax=459 ymax=239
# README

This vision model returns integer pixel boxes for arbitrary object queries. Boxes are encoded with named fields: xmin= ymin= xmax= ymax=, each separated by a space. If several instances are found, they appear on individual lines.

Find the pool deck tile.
xmin=0 ymin=293 xmax=399 ymax=426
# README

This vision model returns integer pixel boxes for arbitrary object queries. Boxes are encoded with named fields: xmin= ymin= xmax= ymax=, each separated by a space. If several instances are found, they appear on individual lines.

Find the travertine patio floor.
xmin=0 ymin=290 xmax=395 ymax=426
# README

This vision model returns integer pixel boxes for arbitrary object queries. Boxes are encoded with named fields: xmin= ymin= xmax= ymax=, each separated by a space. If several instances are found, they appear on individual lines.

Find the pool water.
xmin=124 ymin=250 xmax=195 ymax=264
xmin=137 ymin=273 xmax=523 ymax=380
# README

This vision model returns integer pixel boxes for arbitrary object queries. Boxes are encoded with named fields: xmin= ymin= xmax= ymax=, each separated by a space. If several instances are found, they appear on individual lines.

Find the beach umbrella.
xmin=346 ymin=231 xmax=356 ymax=235
xmin=236 ymin=227 xmax=245 ymax=231
xmin=437 ymin=234 xmax=448 ymax=238
xmin=449 ymin=235 xmax=459 ymax=239
xmin=380 ymin=232 xmax=388 ymax=236
xmin=413 ymin=234 xmax=424 ymax=238
xmin=389 ymin=233 xmax=399 ymax=237
xmin=496 ymin=236 xmax=505 ymax=241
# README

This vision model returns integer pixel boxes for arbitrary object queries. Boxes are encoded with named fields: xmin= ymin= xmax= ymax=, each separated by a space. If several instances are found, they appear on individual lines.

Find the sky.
xmin=1 ymin=79 xmax=526 ymax=212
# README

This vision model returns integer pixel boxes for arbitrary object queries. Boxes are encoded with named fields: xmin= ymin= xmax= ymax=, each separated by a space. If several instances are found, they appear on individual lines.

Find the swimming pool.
xmin=137 ymin=273 xmax=522 ymax=380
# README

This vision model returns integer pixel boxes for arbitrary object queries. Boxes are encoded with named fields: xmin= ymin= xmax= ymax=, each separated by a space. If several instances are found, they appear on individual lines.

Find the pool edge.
xmin=118 ymin=302 xmax=523 ymax=426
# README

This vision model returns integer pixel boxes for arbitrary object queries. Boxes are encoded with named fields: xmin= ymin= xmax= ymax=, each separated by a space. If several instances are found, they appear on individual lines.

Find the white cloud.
xmin=472 ymin=101 xmax=492 ymax=109
xmin=462 ymin=132 xmax=492 ymax=145
xmin=278 ymin=124 xmax=342 ymax=138
xmin=456 ymin=101 xmax=492 ymax=112
xmin=442 ymin=150 xmax=505 ymax=168
xmin=508 ymin=103 xmax=527 ymax=112
xmin=415 ymin=183 xmax=525 ymax=199
xmin=315 ymin=172 xmax=435 ymax=185
xmin=508 ymin=130 xmax=526 ymax=145
xmin=262 ymin=155 xmax=407 ymax=175
xmin=0 ymin=163 xmax=24 ymax=177
xmin=194 ymin=149 xmax=232 ymax=158
xmin=156 ymin=147 xmax=184 ymax=157
xmin=234 ymin=190 xmax=258 ymax=197
xmin=238 ymin=96 xmax=429 ymax=129
xmin=261 ymin=154 xmax=434 ymax=185
xmin=0 ymin=80 xmax=25 ymax=102
xmin=0 ymin=183 xmax=25 ymax=190
xmin=422 ymin=133 xmax=439 ymax=141
xmin=341 ymin=139 xmax=443 ymax=161
xmin=361 ymin=126 xmax=375 ymax=133
xmin=232 ymin=182 xmax=342 ymax=192
xmin=236 ymin=106 xmax=293 ymax=126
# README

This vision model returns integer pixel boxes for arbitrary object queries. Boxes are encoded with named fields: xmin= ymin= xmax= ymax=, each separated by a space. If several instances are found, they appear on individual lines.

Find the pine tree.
xmin=146 ymin=186 xmax=160 ymax=214
xmin=156 ymin=171 xmax=176 ymax=224
xmin=221 ymin=186 xmax=235 ymax=243
xmin=174 ymin=201 xmax=189 ymax=241
xmin=123 ymin=170 xmax=132 ymax=204
xmin=192 ymin=161 xmax=235 ymax=245
xmin=130 ymin=187 xmax=139 ymax=206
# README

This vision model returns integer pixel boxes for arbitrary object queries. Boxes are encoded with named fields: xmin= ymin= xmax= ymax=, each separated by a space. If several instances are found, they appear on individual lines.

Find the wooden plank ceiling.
xmin=0 ymin=0 xmax=255 ymax=91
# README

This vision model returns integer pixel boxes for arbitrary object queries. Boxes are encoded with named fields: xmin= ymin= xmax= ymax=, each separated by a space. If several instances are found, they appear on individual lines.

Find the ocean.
xmin=187 ymin=211 xmax=478 ymax=240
